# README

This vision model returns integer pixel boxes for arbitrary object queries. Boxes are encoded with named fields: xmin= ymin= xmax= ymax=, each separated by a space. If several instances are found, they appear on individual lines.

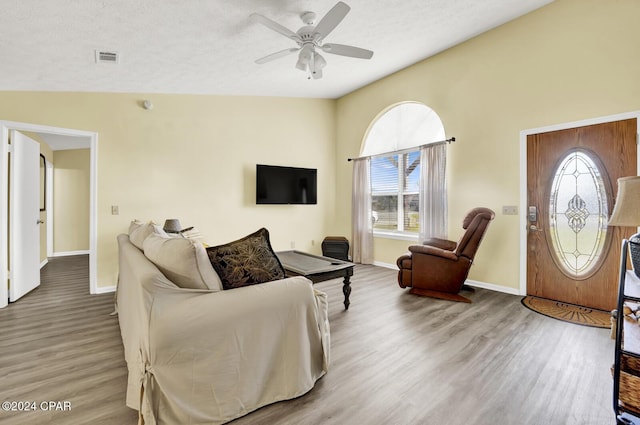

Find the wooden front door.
xmin=526 ymin=119 xmax=637 ymax=311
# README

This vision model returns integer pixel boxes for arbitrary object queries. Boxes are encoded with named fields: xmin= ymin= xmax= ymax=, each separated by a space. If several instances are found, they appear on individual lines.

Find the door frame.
xmin=519 ymin=111 xmax=640 ymax=296
xmin=45 ymin=156 xmax=54 ymax=259
xmin=0 ymin=121 xmax=98 ymax=309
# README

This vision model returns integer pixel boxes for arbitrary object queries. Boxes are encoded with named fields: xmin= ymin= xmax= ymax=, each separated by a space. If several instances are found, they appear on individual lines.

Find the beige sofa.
xmin=116 ymin=225 xmax=330 ymax=425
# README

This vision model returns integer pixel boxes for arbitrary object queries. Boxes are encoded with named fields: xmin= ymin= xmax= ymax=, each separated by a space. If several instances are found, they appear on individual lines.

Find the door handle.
xmin=529 ymin=225 xmax=543 ymax=232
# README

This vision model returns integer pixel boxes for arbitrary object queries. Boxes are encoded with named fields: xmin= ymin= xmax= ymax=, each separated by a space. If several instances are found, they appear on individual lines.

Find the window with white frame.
xmin=361 ymin=102 xmax=445 ymax=238
xmin=371 ymin=150 xmax=420 ymax=234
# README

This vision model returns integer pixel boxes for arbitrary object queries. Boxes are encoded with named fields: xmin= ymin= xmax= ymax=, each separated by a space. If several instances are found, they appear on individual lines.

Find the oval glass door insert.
xmin=548 ymin=149 xmax=610 ymax=279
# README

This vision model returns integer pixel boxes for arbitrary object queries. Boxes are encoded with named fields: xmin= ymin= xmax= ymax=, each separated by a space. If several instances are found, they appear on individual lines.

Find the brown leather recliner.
xmin=397 ymin=207 xmax=495 ymax=303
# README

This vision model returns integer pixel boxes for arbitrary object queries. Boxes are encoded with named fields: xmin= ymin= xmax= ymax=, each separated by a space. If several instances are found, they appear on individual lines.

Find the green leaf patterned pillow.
xmin=206 ymin=228 xmax=285 ymax=290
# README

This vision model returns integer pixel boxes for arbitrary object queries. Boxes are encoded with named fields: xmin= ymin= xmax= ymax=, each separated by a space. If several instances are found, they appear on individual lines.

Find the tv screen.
xmin=256 ymin=164 xmax=317 ymax=205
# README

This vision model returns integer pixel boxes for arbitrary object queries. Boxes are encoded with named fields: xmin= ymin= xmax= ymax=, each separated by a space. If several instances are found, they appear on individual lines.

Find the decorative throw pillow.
xmin=143 ymin=233 xmax=222 ymax=291
xmin=206 ymin=228 xmax=285 ymax=290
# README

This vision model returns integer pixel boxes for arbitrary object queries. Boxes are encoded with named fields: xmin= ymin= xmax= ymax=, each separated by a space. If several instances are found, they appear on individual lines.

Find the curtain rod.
xmin=347 ymin=137 xmax=455 ymax=162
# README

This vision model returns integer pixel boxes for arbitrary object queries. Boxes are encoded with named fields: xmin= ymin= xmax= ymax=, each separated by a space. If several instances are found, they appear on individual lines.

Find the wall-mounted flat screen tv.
xmin=256 ymin=164 xmax=317 ymax=205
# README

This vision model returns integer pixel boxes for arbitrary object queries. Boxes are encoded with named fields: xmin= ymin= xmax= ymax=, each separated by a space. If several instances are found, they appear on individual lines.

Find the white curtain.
xmin=351 ymin=158 xmax=374 ymax=264
xmin=418 ymin=143 xmax=447 ymax=243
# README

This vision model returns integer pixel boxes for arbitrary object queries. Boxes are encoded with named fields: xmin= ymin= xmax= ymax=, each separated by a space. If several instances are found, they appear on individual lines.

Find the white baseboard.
xmin=370 ymin=262 xmax=522 ymax=296
xmin=373 ymin=261 xmax=398 ymax=270
xmin=52 ymin=250 xmax=90 ymax=257
xmin=95 ymin=285 xmax=116 ymax=294
xmin=465 ymin=279 xmax=522 ymax=296
xmin=40 ymin=258 xmax=48 ymax=269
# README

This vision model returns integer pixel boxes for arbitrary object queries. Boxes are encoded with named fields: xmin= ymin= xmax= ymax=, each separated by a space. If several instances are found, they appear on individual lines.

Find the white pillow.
xmin=129 ymin=220 xmax=167 ymax=249
xmin=142 ymin=233 xmax=222 ymax=291
xmin=128 ymin=219 xmax=144 ymax=236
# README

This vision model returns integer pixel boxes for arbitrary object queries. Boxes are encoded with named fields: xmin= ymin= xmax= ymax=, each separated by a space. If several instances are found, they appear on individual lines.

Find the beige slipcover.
xmin=116 ymin=234 xmax=330 ymax=424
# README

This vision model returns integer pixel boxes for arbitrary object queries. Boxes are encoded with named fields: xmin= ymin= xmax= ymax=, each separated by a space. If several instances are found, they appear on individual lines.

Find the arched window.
xmin=361 ymin=102 xmax=445 ymax=156
xmin=360 ymin=102 xmax=446 ymax=238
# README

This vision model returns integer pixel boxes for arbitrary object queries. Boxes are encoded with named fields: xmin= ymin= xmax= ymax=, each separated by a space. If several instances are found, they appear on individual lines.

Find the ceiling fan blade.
xmin=255 ymin=48 xmax=300 ymax=64
xmin=321 ymin=43 xmax=373 ymax=59
xmin=250 ymin=13 xmax=300 ymax=41
xmin=313 ymin=2 xmax=350 ymax=41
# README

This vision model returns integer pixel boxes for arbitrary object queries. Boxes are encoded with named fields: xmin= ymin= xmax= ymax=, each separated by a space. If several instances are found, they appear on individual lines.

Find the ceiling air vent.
xmin=95 ymin=50 xmax=120 ymax=64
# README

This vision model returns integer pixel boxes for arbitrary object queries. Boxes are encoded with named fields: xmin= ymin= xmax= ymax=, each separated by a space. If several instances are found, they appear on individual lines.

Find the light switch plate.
xmin=502 ymin=205 xmax=518 ymax=215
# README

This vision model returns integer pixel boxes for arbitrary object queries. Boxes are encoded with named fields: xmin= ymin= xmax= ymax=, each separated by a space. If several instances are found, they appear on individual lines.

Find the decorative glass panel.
xmin=548 ymin=150 xmax=609 ymax=279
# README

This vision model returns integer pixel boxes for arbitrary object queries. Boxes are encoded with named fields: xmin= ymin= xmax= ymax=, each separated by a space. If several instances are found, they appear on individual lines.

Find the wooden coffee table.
xmin=276 ymin=250 xmax=355 ymax=310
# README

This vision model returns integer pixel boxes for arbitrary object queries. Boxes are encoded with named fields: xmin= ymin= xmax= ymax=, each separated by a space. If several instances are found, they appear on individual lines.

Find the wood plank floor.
xmin=0 ymin=255 xmax=138 ymax=425
xmin=0 ymin=255 xmax=616 ymax=425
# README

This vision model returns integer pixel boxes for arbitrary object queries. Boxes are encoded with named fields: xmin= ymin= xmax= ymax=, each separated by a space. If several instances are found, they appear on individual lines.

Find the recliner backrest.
xmin=454 ymin=207 xmax=495 ymax=260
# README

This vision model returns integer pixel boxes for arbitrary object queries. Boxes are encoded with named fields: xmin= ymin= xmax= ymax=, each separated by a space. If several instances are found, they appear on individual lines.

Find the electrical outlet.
xmin=111 ymin=205 xmax=119 ymax=215
xmin=502 ymin=205 xmax=518 ymax=215
xmin=290 ymin=241 xmax=295 ymax=249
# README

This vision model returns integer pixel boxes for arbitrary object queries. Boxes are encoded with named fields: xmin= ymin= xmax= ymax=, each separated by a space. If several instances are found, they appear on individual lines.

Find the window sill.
xmin=373 ymin=231 xmax=419 ymax=242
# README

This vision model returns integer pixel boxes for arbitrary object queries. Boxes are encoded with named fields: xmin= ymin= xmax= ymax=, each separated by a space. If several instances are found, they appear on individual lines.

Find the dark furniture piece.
xmin=277 ymin=250 xmax=354 ymax=310
xmin=322 ymin=236 xmax=350 ymax=261
xmin=396 ymin=207 xmax=495 ymax=303
xmin=613 ymin=239 xmax=640 ymax=424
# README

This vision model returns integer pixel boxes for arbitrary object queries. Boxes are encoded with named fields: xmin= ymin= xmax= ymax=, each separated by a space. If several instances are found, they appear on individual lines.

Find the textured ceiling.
xmin=2 ymin=0 xmax=553 ymax=99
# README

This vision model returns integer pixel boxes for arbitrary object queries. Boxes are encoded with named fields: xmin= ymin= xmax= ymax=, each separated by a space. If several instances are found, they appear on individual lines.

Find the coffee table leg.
xmin=342 ymin=275 xmax=351 ymax=310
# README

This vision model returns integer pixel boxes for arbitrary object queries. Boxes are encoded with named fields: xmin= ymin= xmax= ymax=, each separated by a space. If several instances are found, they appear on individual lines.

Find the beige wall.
xmin=3 ymin=0 xmax=639 ymax=293
xmin=0 ymin=93 xmax=336 ymax=289
xmin=53 ymin=149 xmax=90 ymax=253
xmin=335 ymin=0 xmax=640 ymax=290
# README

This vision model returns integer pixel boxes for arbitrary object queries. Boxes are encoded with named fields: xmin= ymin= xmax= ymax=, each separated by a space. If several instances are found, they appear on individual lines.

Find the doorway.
xmin=0 ymin=121 xmax=98 ymax=309
xmin=520 ymin=112 xmax=640 ymax=311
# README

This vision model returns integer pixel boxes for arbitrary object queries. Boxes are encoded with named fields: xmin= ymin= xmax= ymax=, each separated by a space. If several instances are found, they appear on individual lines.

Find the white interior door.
xmin=9 ymin=130 xmax=41 ymax=301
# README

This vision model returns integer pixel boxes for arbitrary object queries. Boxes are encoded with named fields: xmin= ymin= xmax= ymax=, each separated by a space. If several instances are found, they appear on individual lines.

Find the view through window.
xmin=371 ymin=151 xmax=420 ymax=233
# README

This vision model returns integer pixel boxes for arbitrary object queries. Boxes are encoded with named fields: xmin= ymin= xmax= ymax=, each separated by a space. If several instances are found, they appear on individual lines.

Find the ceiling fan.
xmin=250 ymin=1 xmax=373 ymax=79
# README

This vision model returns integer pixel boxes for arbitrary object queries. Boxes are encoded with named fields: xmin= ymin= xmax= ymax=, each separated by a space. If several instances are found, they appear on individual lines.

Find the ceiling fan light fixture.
xmin=310 ymin=52 xmax=325 ymax=79
xmin=251 ymin=2 xmax=373 ymax=79
xmin=295 ymin=58 xmax=307 ymax=71
xmin=296 ymin=45 xmax=314 ymax=71
xmin=314 ymin=52 xmax=327 ymax=70
xmin=300 ymin=45 xmax=313 ymax=62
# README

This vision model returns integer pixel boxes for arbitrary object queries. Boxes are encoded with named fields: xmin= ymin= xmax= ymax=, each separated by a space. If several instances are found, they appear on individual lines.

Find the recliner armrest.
xmin=408 ymin=244 xmax=458 ymax=261
xmin=397 ymin=253 xmax=412 ymax=269
xmin=422 ymin=237 xmax=457 ymax=251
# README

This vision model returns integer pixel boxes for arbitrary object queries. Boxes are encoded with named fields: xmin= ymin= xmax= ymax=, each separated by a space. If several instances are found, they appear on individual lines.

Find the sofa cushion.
xmin=129 ymin=220 xmax=167 ymax=250
xmin=206 ymin=228 xmax=285 ymax=290
xmin=143 ymin=233 xmax=222 ymax=291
